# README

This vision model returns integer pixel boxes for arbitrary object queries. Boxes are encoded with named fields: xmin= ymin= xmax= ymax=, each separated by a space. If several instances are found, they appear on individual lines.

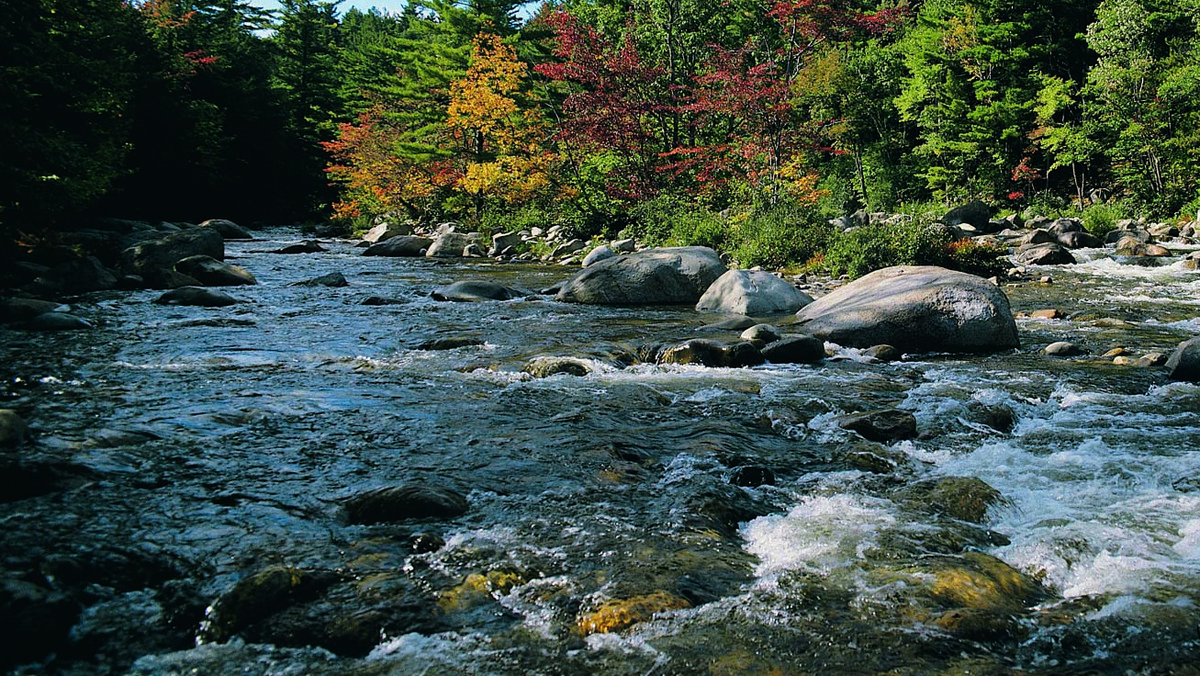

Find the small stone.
xmin=1112 ymin=356 xmax=1134 ymax=365
xmin=272 ymin=240 xmax=326 ymax=254
xmin=760 ymin=334 xmax=824 ymax=364
xmin=863 ymin=344 xmax=902 ymax=362
xmin=740 ymin=324 xmax=781 ymax=344
xmin=154 ymin=287 xmax=241 ymax=307
xmin=523 ymin=356 xmax=592 ymax=378
xmin=1039 ymin=276 xmax=1054 ymax=284
xmin=1134 ymin=352 xmax=1168 ymax=367
xmin=415 ymin=337 xmax=485 ymax=351
xmin=1030 ymin=309 xmax=1064 ymax=320
xmin=1101 ymin=347 xmax=1131 ymax=358
xmin=1044 ymin=341 xmax=1085 ymax=357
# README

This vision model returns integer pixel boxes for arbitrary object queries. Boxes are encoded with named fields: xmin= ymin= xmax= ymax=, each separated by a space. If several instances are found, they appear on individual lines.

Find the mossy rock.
xmin=927 ymin=552 xmax=1052 ymax=611
xmin=576 ymin=590 xmax=691 ymax=635
xmin=899 ymin=476 xmax=1003 ymax=524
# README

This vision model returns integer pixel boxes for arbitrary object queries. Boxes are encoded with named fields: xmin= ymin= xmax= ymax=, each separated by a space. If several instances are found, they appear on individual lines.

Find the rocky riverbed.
xmin=1 ymin=219 xmax=1199 ymax=675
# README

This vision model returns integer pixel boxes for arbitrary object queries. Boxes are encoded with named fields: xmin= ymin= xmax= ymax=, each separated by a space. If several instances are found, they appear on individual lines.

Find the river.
xmin=3 ymin=229 xmax=1199 ymax=675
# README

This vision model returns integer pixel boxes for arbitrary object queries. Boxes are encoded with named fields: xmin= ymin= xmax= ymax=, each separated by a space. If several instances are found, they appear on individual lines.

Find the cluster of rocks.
xmin=2 ymin=218 xmax=264 ymax=329
xmin=359 ymin=219 xmax=635 ymax=265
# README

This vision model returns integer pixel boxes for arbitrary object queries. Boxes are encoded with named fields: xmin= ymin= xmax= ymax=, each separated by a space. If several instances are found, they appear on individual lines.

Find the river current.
xmin=3 ymin=229 xmax=1200 ymax=675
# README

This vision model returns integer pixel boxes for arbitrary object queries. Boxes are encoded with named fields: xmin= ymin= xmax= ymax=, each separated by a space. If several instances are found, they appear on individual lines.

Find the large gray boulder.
xmin=556 ymin=246 xmax=727 ymax=305
xmin=362 ymin=236 xmax=433 ymax=257
xmin=794 ymin=266 xmax=1019 ymax=353
xmin=425 ymin=232 xmax=477 ymax=258
xmin=1166 ymin=336 xmax=1200 ymax=382
xmin=362 ymin=221 xmax=412 ymax=243
xmin=696 ymin=269 xmax=813 ymax=316
xmin=199 ymin=218 xmax=253 ymax=240
xmin=120 ymin=228 xmax=224 ymax=287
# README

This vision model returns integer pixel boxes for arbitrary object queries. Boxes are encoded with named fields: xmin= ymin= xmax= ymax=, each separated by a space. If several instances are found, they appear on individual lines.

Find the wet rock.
xmin=425 ymin=232 xmax=476 ymax=258
xmin=556 ymin=246 xmax=727 ymax=305
xmin=291 ymin=272 xmax=349 ymax=287
xmin=724 ymin=341 xmax=766 ymax=367
xmin=967 ymin=401 xmax=1016 ymax=434
xmin=199 ymin=566 xmax=341 ymax=644
xmin=361 ymin=221 xmax=411 ymax=243
xmin=740 ymin=324 xmax=781 ymax=344
xmin=760 ymin=334 xmax=824 ymax=364
xmin=362 ymin=235 xmax=434 ymax=257
xmin=581 ymin=244 xmax=617 ymax=267
xmin=678 ymin=482 xmax=773 ymax=538
xmin=795 ymin=266 xmax=1019 ymax=353
xmin=1021 ymin=229 xmax=1057 ymax=246
xmin=431 ymin=280 xmax=527 ymax=302
xmin=695 ymin=269 xmax=813 ymax=316
xmin=1134 ymin=352 xmax=1168 ymax=367
xmin=37 ymin=255 xmax=118 ymax=293
xmin=199 ymin=218 xmax=254 ymax=240
xmin=523 ymin=356 xmax=593 ymax=378
xmin=1105 ymin=228 xmax=1152 ymax=245
xmin=899 ymin=476 xmax=1003 ymax=524
xmin=729 ymin=466 xmax=775 ymax=488
xmin=1013 ymin=242 xmax=1076 ymax=266
xmin=0 ymin=410 xmax=28 ymax=447
xmin=154 ymin=287 xmax=242 ymax=307
xmin=863 ymin=344 xmax=902 ymax=362
xmin=0 ymin=297 xmax=67 ymax=323
xmin=0 ymin=577 xmax=80 ymax=668
xmin=839 ymin=409 xmax=918 ymax=443
xmin=21 ymin=311 xmax=92 ymax=331
xmin=1166 ymin=336 xmax=1200 ymax=382
xmin=175 ymin=255 xmax=258 ymax=286
xmin=1057 ymin=230 xmax=1104 ymax=249
xmin=0 ymin=459 xmax=100 ymax=502
xmin=121 ymin=228 xmax=224 ymax=286
xmin=1030 ymin=308 xmax=1064 ymax=319
xmin=927 ymin=551 xmax=1052 ymax=611
xmin=1044 ymin=341 xmax=1085 ymax=357
xmin=933 ymin=607 xmax=1025 ymax=642
xmin=941 ymin=200 xmax=991 ymax=230
xmin=576 ymin=591 xmax=690 ymax=635
xmin=344 ymin=484 xmax=469 ymax=525
xmin=272 ymin=240 xmax=326 ymax=254
xmin=844 ymin=444 xmax=914 ymax=475
xmin=415 ymin=337 xmax=485 ymax=351
xmin=360 ymin=296 xmax=406 ymax=306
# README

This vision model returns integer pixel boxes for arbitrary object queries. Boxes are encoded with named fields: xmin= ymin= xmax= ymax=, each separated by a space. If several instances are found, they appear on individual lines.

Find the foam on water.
xmin=741 ymin=494 xmax=897 ymax=578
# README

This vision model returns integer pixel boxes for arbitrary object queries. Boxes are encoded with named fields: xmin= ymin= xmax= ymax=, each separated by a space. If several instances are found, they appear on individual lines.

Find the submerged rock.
xmin=695 ymin=269 xmax=813 ymax=316
xmin=272 ymin=240 xmax=326 ymax=254
xmin=415 ymin=337 xmax=485 ymax=351
xmin=343 ymin=484 xmax=469 ymax=525
xmin=556 ymin=246 xmax=727 ymax=305
xmin=199 ymin=566 xmax=341 ymax=644
xmin=795 ymin=266 xmax=1019 ymax=353
xmin=154 ymin=287 xmax=242 ymax=307
xmin=899 ymin=476 xmax=1003 ymax=524
xmin=926 ymin=551 xmax=1052 ymax=611
xmin=0 ymin=577 xmax=80 ymax=668
xmin=1166 ymin=336 xmax=1200 ymax=382
xmin=576 ymin=591 xmax=690 ymax=635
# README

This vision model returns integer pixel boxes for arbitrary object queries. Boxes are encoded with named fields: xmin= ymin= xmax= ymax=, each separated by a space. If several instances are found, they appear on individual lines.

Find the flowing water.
xmin=3 ymin=230 xmax=1200 ymax=675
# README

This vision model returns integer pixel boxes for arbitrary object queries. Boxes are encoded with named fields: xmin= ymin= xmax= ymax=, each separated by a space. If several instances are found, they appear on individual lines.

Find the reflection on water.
xmin=2 ymin=230 xmax=1199 ymax=674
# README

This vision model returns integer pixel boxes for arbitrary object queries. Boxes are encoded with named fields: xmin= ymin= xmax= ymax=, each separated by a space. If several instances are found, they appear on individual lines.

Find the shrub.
xmin=822 ymin=222 xmax=1007 ymax=279
xmin=729 ymin=208 xmax=834 ymax=270
xmin=1081 ymin=202 xmax=1127 ymax=237
xmin=943 ymin=238 xmax=1010 ymax=278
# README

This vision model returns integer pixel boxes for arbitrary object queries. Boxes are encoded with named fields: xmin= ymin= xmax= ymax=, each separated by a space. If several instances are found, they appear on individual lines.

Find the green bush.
xmin=1081 ymin=202 xmax=1127 ymax=237
xmin=822 ymin=222 xmax=1008 ymax=279
xmin=729 ymin=208 xmax=833 ymax=270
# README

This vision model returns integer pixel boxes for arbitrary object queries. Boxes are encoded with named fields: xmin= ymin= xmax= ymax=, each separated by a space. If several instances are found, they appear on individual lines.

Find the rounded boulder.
xmin=695 ymin=269 xmax=813 ymax=316
xmin=556 ymin=247 xmax=727 ymax=305
xmin=794 ymin=266 xmax=1019 ymax=353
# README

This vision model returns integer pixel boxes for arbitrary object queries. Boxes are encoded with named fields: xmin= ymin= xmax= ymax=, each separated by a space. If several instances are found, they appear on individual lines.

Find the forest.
xmin=3 ymin=0 xmax=1199 ymax=273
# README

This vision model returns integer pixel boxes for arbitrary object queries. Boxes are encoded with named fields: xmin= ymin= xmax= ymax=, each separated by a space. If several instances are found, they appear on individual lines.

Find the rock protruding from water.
xmin=695 ymin=269 xmax=813 ymax=316
xmin=362 ymin=221 xmax=412 ymax=243
xmin=291 ymin=272 xmax=349 ymax=287
xmin=556 ymin=246 xmax=727 ymax=305
xmin=425 ymin=232 xmax=477 ymax=258
xmin=760 ymin=334 xmax=825 ymax=364
xmin=838 ymin=409 xmax=918 ymax=443
xmin=795 ymin=266 xmax=1019 ymax=353
xmin=0 ymin=410 xmax=28 ymax=447
xmin=1013 ymin=242 xmax=1076 ymax=266
xmin=362 ymin=235 xmax=433 ymax=257
xmin=199 ymin=218 xmax=254 ymax=240
xmin=154 ymin=287 xmax=242 ymax=307
xmin=272 ymin=240 xmax=326 ymax=254
xmin=523 ymin=356 xmax=593 ymax=378
xmin=431 ymin=280 xmax=528 ymax=302
xmin=898 ymin=476 xmax=1003 ymax=524
xmin=1166 ymin=336 xmax=1200 ymax=382
xmin=175 ymin=255 xmax=258 ymax=286
xmin=21 ymin=312 xmax=93 ymax=331
xmin=659 ymin=339 xmax=765 ymax=368
xmin=343 ymin=485 xmax=469 ymax=525
xmin=120 ymin=227 xmax=224 ymax=287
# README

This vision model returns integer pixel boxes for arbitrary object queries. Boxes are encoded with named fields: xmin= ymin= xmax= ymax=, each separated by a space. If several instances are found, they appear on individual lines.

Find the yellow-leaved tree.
xmin=446 ymin=33 xmax=556 ymax=217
